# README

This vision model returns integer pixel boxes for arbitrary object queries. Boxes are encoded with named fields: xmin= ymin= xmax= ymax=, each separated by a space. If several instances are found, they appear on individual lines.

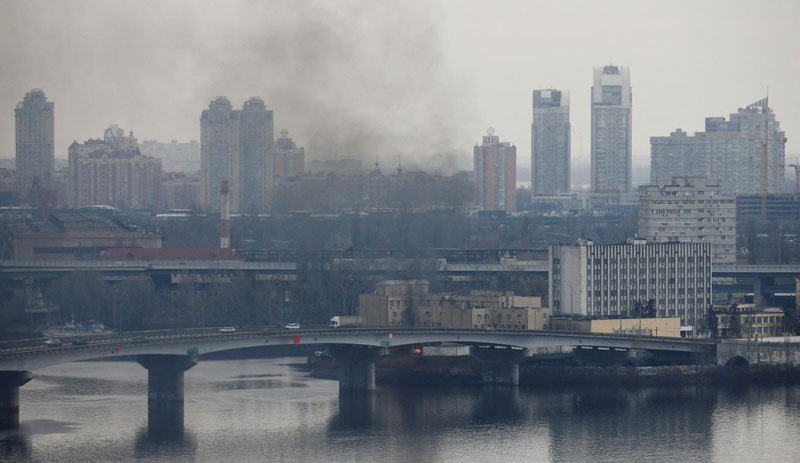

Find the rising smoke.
xmin=0 ymin=0 xmax=474 ymax=173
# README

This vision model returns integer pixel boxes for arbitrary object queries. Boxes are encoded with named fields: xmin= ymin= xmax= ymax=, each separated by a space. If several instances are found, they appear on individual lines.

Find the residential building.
xmin=549 ymin=239 xmax=713 ymax=333
xmin=161 ymin=172 xmax=201 ymax=211
xmin=139 ymin=139 xmax=200 ymax=173
xmin=650 ymin=98 xmax=786 ymax=196
xmin=200 ymin=97 xmax=274 ymax=214
xmin=591 ymin=65 xmax=632 ymax=193
xmin=638 ymin=176 xmax=736 ymax=265
xmin=15 ymin=89 xmax=54 ymax=203
xmin=238 ymin=97 xmax=273 ymax=213
xmin=649 ymin=129 xmax=697 ymax=187
xmin=531 ymin=89 xmax=570 ymax=196
xmin=273 ymin=129 xmax=305 ymax=179
xmin=474 ymin=128 xmax=516 ymax=212
xmin=200 ymin=97 xmax=236 ymax=213
xmin=67 ymin=125 xmax=162 ymax=209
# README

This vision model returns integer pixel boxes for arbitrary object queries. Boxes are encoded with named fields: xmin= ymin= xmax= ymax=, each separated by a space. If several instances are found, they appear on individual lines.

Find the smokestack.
xmin=220 ymin=180 xmax=231 ymax=249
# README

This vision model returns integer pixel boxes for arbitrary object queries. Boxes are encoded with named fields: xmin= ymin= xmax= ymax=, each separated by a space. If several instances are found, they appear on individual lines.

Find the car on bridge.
xmin=218 ymin=327 xmax=237 ymax=333
xmin=43 ymin=338 xmax=62 ymax=347
xmin=284 ymin=323 xmax=300 ymax=330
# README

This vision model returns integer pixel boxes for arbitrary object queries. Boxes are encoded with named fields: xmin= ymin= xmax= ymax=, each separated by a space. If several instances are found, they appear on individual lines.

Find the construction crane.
xmin=746 ymin=98 xmax=788 ymax=221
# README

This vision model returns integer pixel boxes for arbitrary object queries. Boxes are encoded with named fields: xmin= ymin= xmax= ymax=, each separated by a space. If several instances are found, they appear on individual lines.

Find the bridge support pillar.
xmin=329 ymin=347 xmax=384 ymax=392
xmin=470 ymin=347 xmax=530 ymax=386
xmin=137 ymin=355 xmax=198 ymax=438
xmin=0 ymin=371 xmax=32 ymax=431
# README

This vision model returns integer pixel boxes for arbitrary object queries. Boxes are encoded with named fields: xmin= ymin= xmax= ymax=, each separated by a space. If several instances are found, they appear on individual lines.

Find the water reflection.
xmin=546 ymin=386 xmax=717 ymax=463
xmin=133 ymin=425 xmax=196 ymax=461
xmin=0 ymin=432 xmax=29 ymax=460
xmin=472 ymin=386 xmax=523 ymax=423
xmin=13 ymin=360 xmax=800 ymax=463
xmin=332 ymin=391 xmax=376 ymax=430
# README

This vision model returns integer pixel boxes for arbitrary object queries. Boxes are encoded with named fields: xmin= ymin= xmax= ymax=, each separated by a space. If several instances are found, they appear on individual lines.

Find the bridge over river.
xmin=0 ymin=327 xmax=716 ymax=435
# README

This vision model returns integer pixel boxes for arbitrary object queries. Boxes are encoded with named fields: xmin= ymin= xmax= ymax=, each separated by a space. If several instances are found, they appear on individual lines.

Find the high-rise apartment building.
xmin=67 ymin=125 xmax=162 ymax=209
xmin=200 ymin=97 xmax=274 ymax=213
xmin=200 ymin=97 xmax=236 ymax=213
xmin=650 ymin=98 xmax=786 ymax=196
xmin=474 ymin=128 xmax=516 ymax=213
xmin=591 ymin=65 xmax=632 ymax=193
xmin=15 ymin=89 xmax=55 ymax=203
xmin=638 ymin=176 xmax=736 ymax=265
xmin=531 ymin=89 xmax=570 ymax=196
xmin=273 ymin=129 xmax=305 ymax=179
xmin=649 ymin=129 xmax=698 ymax=187
xmin=549 ymin=240 xmax=712 ymax=331
xmin=238 ymin=97 xmax=273 ymax=213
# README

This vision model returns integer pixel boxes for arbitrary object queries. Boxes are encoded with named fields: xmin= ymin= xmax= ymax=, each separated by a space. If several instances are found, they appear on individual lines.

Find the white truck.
xmin=330 ymin=315 xmax=362 ymax=327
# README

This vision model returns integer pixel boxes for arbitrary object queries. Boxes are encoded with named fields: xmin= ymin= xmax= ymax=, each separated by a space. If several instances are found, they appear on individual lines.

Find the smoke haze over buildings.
xmin=0 ymin=0 xmax=472 ymax=173
xmin=1 ymin=0 xmax=798 ymax=176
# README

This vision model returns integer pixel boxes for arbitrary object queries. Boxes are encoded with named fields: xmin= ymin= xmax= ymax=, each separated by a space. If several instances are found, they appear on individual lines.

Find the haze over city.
xmin=0 ymin=0 xmax=798 ymax=177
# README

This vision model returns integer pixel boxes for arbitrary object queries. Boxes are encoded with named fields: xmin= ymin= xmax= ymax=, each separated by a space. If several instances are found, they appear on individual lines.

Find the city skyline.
xmin=0 ymin=1 xmax=798 ymax=177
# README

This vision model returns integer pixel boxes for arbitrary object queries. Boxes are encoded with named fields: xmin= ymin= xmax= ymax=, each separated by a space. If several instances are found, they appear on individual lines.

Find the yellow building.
xmin=550 ymin=317 xmax=682 ymax=338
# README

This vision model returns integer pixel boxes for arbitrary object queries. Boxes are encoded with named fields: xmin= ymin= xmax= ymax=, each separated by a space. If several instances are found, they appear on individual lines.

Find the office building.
xmin=67 ymin=125 xmax=162 ymax=209
xmin=549 ymin=239 xmax=713 ymax=332
xmin=531 ymin=89 xmax=570 ymax=195
xmin=736 ymin=194 xmax=800 ymax=229
xmin=650 ymin=98 xmax=786 ymax=195
xmin=638 ymin=176 xmax=736 ymax=265
xmin=591 ymin=65 xmax=632 ymax=193
xmin=200 ymin=97 xmax=274 ymax=214
xmin=15 ymin=89 xmax=55 ymax=203
xmin=474 ymin=128 xmax=516 ymax=213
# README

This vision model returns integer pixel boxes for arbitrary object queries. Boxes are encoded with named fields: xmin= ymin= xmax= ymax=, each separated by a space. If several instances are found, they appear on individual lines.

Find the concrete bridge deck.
xmin=0 ymin=327 xmax=714 ymax=371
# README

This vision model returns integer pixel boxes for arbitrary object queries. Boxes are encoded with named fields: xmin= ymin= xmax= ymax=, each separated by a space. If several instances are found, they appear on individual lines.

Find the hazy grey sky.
xmin=1 ymin=0 xmax=798 ymax=175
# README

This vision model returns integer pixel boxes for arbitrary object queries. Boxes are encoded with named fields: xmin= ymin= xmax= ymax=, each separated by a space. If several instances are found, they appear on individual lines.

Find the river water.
xmin=3 ymin=358 xmax=799 ymax=462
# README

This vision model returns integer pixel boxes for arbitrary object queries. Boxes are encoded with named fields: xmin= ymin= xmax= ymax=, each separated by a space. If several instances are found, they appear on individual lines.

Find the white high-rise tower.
xmin=591 ymin=65 xmax=632 ymax=193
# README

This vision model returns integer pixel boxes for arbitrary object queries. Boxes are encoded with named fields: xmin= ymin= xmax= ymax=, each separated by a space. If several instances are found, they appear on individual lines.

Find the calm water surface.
xmin=2 ymin=358 xmax=799 ymax=462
